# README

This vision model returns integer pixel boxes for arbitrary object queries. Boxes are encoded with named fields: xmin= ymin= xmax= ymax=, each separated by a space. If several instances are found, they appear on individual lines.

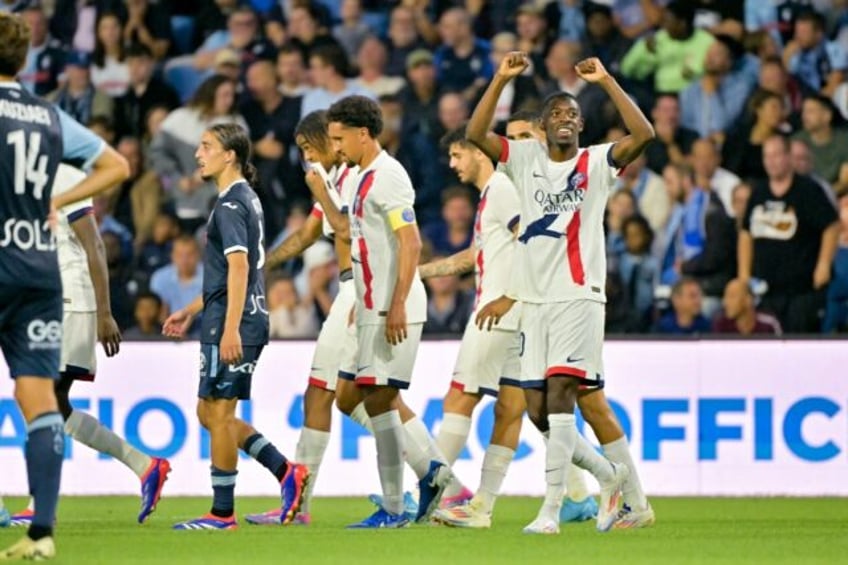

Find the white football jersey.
xmin=498 ymin=138 xmax=620 ymax=304
xmin=310 ymin=162 xmax=355 ymax=238
xmin=473 ymin=171 xmax=521 ymax=329
xmin=53 ymin=163 xmax=97 ymax=312
xmin=348 ymin=151 xmax=426 ymax=326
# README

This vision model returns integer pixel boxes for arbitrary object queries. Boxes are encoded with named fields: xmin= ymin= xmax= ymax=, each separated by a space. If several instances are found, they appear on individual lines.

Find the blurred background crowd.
xmin=8 ymin=0 xmax=848 ymax=338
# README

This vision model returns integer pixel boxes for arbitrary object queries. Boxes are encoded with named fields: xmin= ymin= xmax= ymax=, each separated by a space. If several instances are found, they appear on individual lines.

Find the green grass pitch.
xmin=1 ymin=497 xmax=846 ymax=564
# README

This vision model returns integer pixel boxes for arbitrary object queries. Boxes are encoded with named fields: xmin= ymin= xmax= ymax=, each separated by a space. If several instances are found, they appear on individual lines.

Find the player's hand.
xmin=475 ymin=295 xmax=516 ymax=331
xmin=496 ymin=52 xmax=530 ymax=80
xmin=813 ymin=263 xmax=831 ymax=290
xmin=162 ymin=308 xmax=194 ymax=340
xmin=305 ymin=167 xmax=327 ymax=197
xmin=575 ymin=57 xmax=610 ymax=84
xmin=97 ymin=313 xmax=122 ymax=357
xmin=385 ymin=302 xmax=407 ymax=345
xmin=220 ymin=328 xmax=243 ymax=365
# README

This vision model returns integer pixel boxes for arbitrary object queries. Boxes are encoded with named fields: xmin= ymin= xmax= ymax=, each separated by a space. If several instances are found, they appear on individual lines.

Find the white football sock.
xmin=65 ymin=410 xmax=151 ymax=477
xmin=371 ymin=410 xmax=405 ymax=515
xmin=476 ymin=444 xmax=514 ymax=514
xmin=565 ymin=464 xmax=590 ymax=502
xmin=603 ymin=436 xmax=648 ymax=510
xmin=403 ymin=416 xmax=445 ymax=479
xmin=573 ymin=435 xmax=615 ymax=484
xmin=542 ymin=414 xmax=577 ymax=518
xmin=349 ymin=402 xmax=373 ymax=432
xmin=295 ymin=427 xmax=330 ymax=514
xmin=435 ymin=413 xmax=471 ymax=465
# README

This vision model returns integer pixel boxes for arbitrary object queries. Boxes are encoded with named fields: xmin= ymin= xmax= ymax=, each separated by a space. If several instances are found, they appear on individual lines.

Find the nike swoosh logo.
xmin=357 ymin=366 xmax=370 ymax=372
xmin=532 ymin=172 xmax=545 ymax=178
xmin=566 ymin=355 xmax=583 ymax=363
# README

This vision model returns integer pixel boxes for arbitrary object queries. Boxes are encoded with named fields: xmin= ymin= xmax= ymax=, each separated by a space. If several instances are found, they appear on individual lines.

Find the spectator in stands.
xmin=122 ymin=292 xmax=167 ymax=340
xmin=398 ymin=49 xmax=441 ymax=139
xmin=612 ymin=0 xmax=663 ymax=40
xmin=377 ymin=94 xmax=441 ymax=226
xmin=193 ymin=0 xmax=238 ymax=49
xmin=723 ymin=89 xmax=788 ymax=181
xmin=433 ymin=7 xmax=492 ymax=100
xmin=333 ymin=0 xmax=370 ymax=63
xmin=95 ymin=193 xmax=133 ymax=265
xmin=300 ymin=43 xmax=373 ymax=119
xmin=423 ymin=263 xmax=474 ymax=335
xmin=515 ymin=4 xmax=552 ymax=79
xmin=606 ymin=189 xmax=637 ymax=267
xmin=758 ymin=56 xmax=806 ymax=128
xmin=240 ymin=59 xmax=298 ymax=236
xmin=150 ymin=74 xmax=246 ymax=233
xmin=353 ymin=35 xmax=405 ymax=97
xmin=267 ymin=274 xmax=320 ymax=339
xmin=789 ymin=138 xmax=835 ymax=201
xmin=745 ymin=0 xmax=810 ymax=47
xmin=620 ymin=1 xmax=715 ymax=93
xmin=654 ymin=277 xmax=712 ymax=334
xmin=617 ymin=214 xmax=659 ymax=331
xmin=475 ymin=31 xmax=540 ymax=133
xmin=211 ymin=48 xmax=242 ymax=83
xmin=713 ymin=278 xmax=783 ymax=335
xmin=422 ymin=186 xmax=475 ymax=257
xmin=143 ymin=104 xmax=170 ymax=148
xmin=87 ymin=114 xmax=116 ymax=146
xmin=193 ymin=6 xmax=274 ymax=73
xmin=19 ymin=5 xmax=64 ymax=96
xmin=296 ymin=241 xmax=338 ymax=321
xmin=690 ymin=138 xmax=740 ymax=217
xmin=113 ymin=45 xmax=180 ymax=140
xmin=111 ymin=136 xmax=162 ymax=248
xmin=824 ymin=194 xmax=848 ymax=332
xmin=615 ymin=152 xmax=670 ymax=234
xmin=91 ymin=12 xmax=129 ymax=97
xmin=103 ymin=231 xmax=135 ymax=330
xmin=659 ymin=161 xmax=736 ymax=311
xmin=739 ymin=134 xmax=839 ymax=333
xmin=385 ymin=5 xmax=429 ymax=77
xmin=286 ymin=2 xmax=341 ymax=60
xmin=277 ymin=42 xmax=309 ymax=98
xmin=730 ymin=182 xmax=753 ymax=230
xmin=581 ymin=1 xmax=633 ymax=76
xmin=47 ymin=51 xmax=113 ymax=127
xmin=792 ymin=94 xmax=848 ymax=195
xmin=644 ymin=93 xmax=699 ymax=174
xmin=122 ymin=0 xmax=171 ymax=61
xmin=680 ymin=34 xmax=758 ymax=143
xmin=137 ymin=212 xmax=179 ymax=279
xmin=784 ymin=10 xmax=847 ymax=97
xmin=150 ymin=235 xmax=204 ymax=325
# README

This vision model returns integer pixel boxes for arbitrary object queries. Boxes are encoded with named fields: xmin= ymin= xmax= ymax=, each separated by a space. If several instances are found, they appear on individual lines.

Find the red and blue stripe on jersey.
xmin=353 ymin=170 xmax=375 ymax=310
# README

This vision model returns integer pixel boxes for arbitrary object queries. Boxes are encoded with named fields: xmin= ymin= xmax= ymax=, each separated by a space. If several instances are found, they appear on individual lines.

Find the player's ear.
xmin=577 ymin=116 xmax=585 ymax=133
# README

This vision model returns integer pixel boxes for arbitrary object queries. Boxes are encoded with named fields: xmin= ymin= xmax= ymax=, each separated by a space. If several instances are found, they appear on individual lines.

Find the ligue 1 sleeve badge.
xmin=402 ymin=208 xmax=415 ymax=223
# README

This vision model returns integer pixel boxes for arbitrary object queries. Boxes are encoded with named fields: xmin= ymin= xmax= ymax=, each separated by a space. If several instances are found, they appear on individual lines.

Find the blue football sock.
xmin=26 ymin=412 xmax=65 ymax=540
xmin=243 ymin=433 xmax=288 ymax=481
xmin=210 ymin=467 xmax=237 ymax=518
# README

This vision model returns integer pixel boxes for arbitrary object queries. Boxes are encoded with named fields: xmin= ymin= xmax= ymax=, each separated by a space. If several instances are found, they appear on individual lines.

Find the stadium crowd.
xmin=9 ymin=0 xmax=848 ymax=337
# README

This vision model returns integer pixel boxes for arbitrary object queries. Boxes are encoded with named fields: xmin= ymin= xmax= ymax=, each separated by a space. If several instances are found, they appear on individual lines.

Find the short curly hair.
xmin=0 ymin=13 xmax=30 ymax=77
xmin=327 ymin=95 xmax=383 ymax=137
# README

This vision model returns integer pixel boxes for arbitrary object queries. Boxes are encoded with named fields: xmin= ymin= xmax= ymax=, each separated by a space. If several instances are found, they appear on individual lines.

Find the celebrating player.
xmin=327 ymin=95 xmax=453 ymax=528
xmin=164 ymin=124 xmax=308 ymax=530
xmin=0 ymin=12 xmax=130 ymax=560
xmin=468 ymin=53 xmax=656 ymax=534
xmin=7 ymin=164 xmax=170 ymax=529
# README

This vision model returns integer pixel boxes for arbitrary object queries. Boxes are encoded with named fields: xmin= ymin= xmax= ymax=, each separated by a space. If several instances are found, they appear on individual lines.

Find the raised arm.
xmin=418 ymin=247 xmax=475 ymax=279
xmin=467 ymin=51 xmax=530 ymax=161
xmin=71 ymin=213 xmax=121 ymax=356
xmin=575 ymin=58 xmax=655 ymax=167
xmin=264 ymin=211 xmax=323 ymax=272
xmin=53 ymin=145 xmax=130 ymax=210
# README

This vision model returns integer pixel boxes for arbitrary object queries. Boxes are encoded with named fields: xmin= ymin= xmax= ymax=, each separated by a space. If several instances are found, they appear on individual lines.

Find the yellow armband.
xmin=388 ymin=206 xmax=417 ymax=230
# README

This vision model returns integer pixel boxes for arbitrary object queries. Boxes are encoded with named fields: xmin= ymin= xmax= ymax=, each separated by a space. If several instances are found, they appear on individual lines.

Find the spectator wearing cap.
xmin=385 ymin=5 xmax=429 ymax=77
xmin=300 ymin=43 xmax=374 ymax=120
xmin=398 ymin=48 xmax=442 ymax=139
xmin=654 ymin=277 xmax=712 ymax=335
xmin=91 ymin=12 xmax=130 ymax=98
xmin=472 ymin=32 xmax=540 ymax=133
xmin=621 ymin=1 xmax=715 ymax=94
xmin=213 ymin=48 xmax=242 ymax=83
xmin=47 ymin=51 xmax=113 ymax=127
xmin=582 ymin=2 xmax=633 ymax=76
xmin=333 ymin=0 xmax=371 ymax=63
xmin=792 ymin=94 xmax=848 ymax=195
xmin=679 ymin=34 xmax=759 ymax=143
xmin=433 ymin=7 xmax=493 ymax=100
xmin=540 ymin=39 xmax=610 ymax=146
xmin=713 ymin=278 xmax=782 ymax=335
xmin=19 ymin=4 xmax=64 ymax=96
xmin=113 ymin=45 xmax=180 ymax=140
xmin=352 ymin=36 xmax=406 ymax=98
xmin=784 ymin=10 xmax=847 ymax=98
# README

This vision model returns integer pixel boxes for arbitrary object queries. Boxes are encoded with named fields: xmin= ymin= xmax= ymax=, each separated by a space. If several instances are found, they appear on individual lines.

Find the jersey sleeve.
xmin=496 ymin=137 xmax=540 ymax=185
xmin=217 ymin=199 xmax=250 ymax=255
xmin=375 ymin=168 xmax=417 ymax=231
xmin=56 ymin=107 xmax=105 ymax=170
xmin=596 ymin=142 xmax=623 ymax=190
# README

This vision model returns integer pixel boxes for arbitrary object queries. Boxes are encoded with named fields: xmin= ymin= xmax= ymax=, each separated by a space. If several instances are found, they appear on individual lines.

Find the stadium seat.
xmin=163 ymin=57 xmax=208 ymax=103
xmin=170 ymin=16 xmax=196 ymax=56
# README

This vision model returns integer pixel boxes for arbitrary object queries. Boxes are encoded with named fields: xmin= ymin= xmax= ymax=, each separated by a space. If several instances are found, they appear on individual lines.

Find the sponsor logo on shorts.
xmin=27 ymin=319 xmax=61 ymax=350
xmin=228 ymin=361 xmax=257 ymax=374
